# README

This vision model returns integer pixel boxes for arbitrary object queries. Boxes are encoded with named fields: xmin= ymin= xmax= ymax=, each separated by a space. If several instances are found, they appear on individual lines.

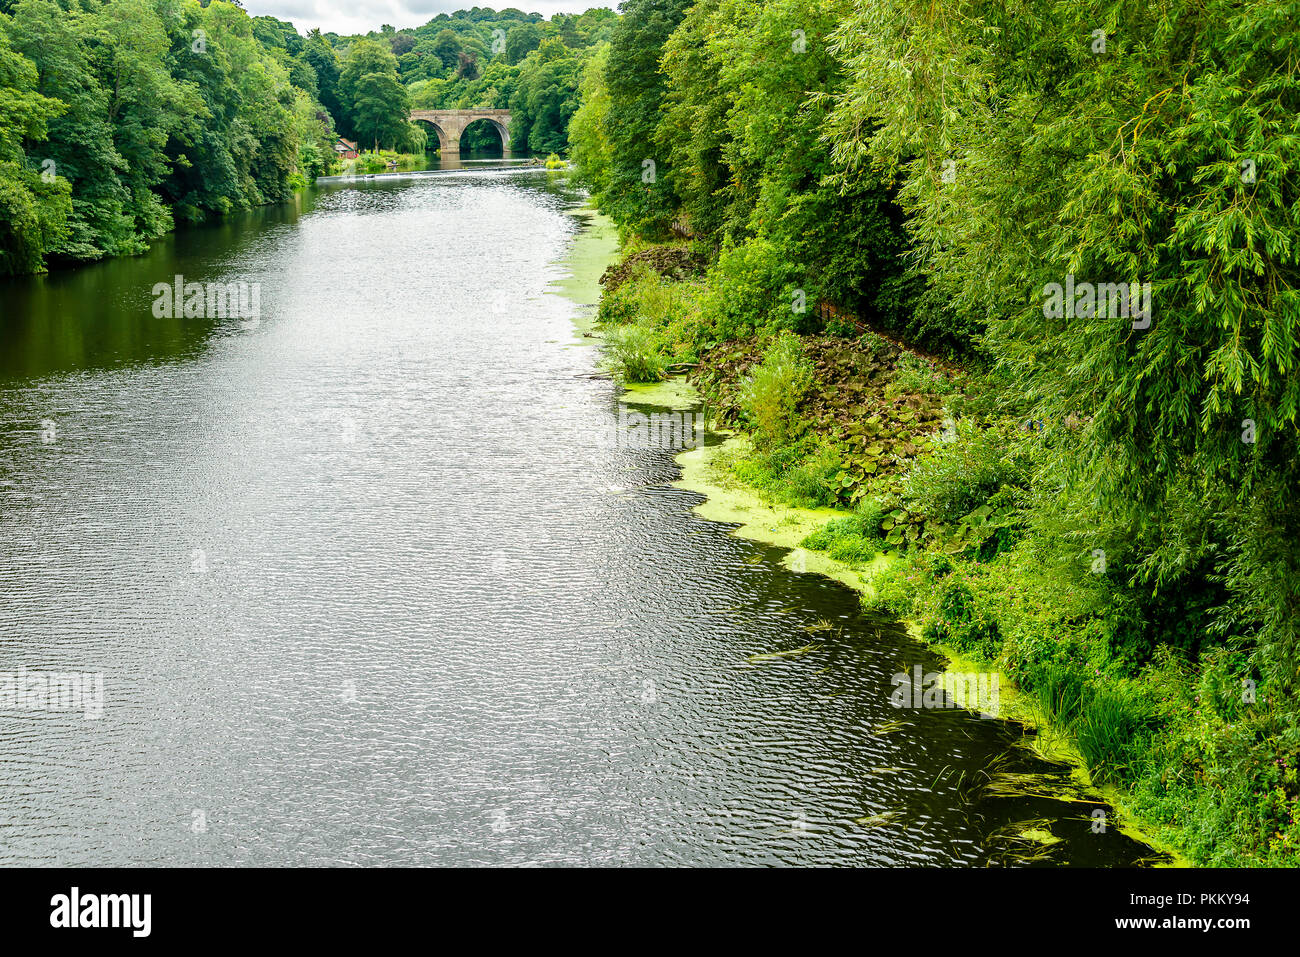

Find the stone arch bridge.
xmin=410 ymin=109 xmax=512 ymax=155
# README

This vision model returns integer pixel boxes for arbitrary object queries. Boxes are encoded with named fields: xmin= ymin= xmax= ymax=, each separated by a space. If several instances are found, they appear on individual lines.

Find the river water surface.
xmin=0 ymin=164 xmax=1161 ymax=866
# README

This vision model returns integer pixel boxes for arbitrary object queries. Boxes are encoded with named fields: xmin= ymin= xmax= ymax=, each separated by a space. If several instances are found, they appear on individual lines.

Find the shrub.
xmin=777 ymin=174 xmax=922 ymax=342
xmin=801 ymin=502 xmax=886 ymax=565
xmin=816 ymin=502 xmax=884 ymax=542
xmin=915 ymin=575 xmax=1003 ymax=661
xmin=604 ymin=324 xmax=665 ymax=382
xmin=730 ymin=438 xmax=842 ymax=509
xmin=892 ymin=352 xmax=955 ymax=395
xmin=737 ymin=333 xmax=813 ymax=450
xmin=903 ymin=422 xmax=1029 ymax=526
xmin=698 ymin=238 xmax=813 ymax=341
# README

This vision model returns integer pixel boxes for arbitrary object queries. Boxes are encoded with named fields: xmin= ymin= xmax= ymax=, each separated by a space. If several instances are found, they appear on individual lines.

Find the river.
xmin=0 ymin=162 xmax=1161 ymax=866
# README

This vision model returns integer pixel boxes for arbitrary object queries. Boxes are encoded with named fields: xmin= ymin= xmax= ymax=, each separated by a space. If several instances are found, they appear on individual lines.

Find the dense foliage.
xmin=6 ymin=0 xmax=1297 ymax=865
xmin=356 ymin=8 xmax=615 ymax=155
xmin=577 ymin=0 xmax=1300 ymax=865
xmin=0 ymin=4 xmax=615 ymax=274
xmin=0 ymin=0 xmax=337 ymax=273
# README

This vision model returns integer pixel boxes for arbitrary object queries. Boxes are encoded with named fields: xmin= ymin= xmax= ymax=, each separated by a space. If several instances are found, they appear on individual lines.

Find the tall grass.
xmin=1036 ymin=669 xmax=1155 ymax=785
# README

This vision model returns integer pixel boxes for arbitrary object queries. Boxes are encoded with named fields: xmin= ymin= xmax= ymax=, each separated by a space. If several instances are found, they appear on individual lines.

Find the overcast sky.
xmin=242 ymin=0 xmax=609 ymax=37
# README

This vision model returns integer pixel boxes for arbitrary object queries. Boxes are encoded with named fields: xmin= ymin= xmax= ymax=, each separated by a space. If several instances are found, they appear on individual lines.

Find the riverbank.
xmin=671 ymin=418 xmax=1185 ymax=866
xmin=584 ymin=235 xmax=1300 ymax=867
xmin=338 ymin=151 xmax=428 ymax=176
xmin=556 ymin=205 xmax=1183 ymax=863
xmin=552 ymin=203 xmax=1168 ymax=865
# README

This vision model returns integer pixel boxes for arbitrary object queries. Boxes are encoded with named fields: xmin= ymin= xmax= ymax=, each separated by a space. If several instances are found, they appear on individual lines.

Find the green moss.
xmin=551 ymin=206 xmax=620 ymax=336
xmin=675 ymin=431 xmax=898 ymax=596
xmin=621 ymin=377 xmax=698 ymax=410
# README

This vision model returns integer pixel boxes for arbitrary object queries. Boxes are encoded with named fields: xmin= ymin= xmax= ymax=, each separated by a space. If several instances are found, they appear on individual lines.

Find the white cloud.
xmin=242 ymin=0 xmax=604 ymax=37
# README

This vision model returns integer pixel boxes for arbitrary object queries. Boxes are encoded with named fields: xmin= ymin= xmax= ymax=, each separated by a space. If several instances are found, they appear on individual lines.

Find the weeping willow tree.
xmin=825 ymin=0 xmax=1300 ymax=688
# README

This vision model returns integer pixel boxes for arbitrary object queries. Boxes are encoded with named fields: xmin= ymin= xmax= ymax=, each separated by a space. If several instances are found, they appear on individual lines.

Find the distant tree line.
xmin=0 ymin=0 xmax=344 ymax=275
xmin=320 ymin=7 xmax=617 ymax=155
xmin=0 ymin=3 xmax=618 ymax=275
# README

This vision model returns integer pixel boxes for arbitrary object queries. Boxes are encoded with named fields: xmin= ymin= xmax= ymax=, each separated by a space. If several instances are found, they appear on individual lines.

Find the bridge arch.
xmin=462 ymin=117 xmax=510 ymax=153
xmin=411 ymin=118 xmax=452 ymax=155
xmin=409 ymin=109 xmax=512 ymax=155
